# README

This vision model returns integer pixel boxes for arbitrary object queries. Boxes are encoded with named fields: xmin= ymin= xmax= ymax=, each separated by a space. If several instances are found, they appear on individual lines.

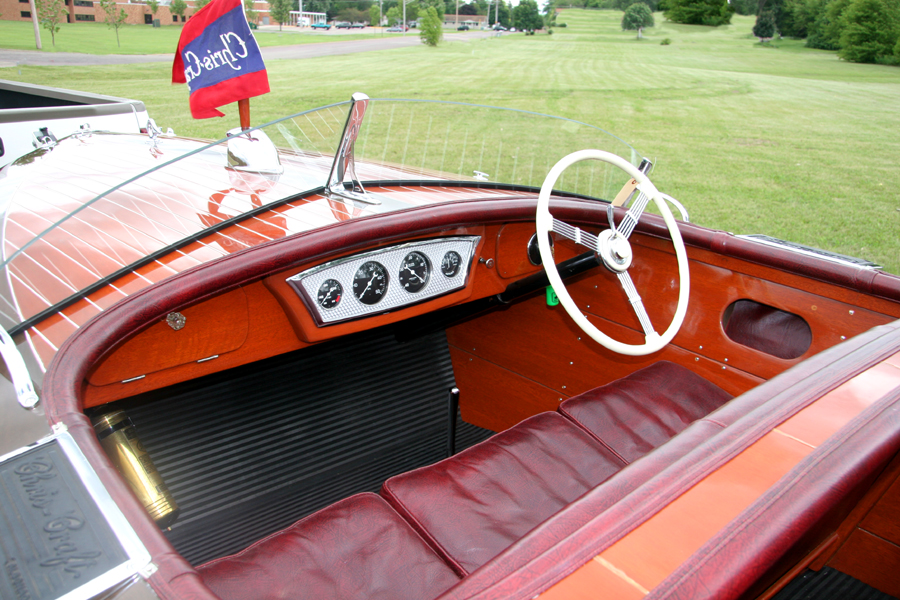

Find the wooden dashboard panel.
xmin=81 ymin=218 xmax=900 ymax=412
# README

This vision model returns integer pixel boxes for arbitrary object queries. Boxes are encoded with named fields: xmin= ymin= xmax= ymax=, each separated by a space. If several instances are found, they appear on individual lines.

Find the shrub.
xmin=419 ymin=6 xmax=443 ymax=46
xmin=661 ymin=36 xmax=672 ymax=43
xmin=664 ymin=0 xmax=735 ymax=26
xmin=753 ymin=8 xmax=777 ymax=39
xmin=837 ymin=0 xmax=900 ymax=63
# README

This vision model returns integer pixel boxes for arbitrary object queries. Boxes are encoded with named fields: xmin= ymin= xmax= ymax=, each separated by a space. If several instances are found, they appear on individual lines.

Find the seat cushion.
xmin=380 ymin=412 xmax=625 ymax=575
xmin=559 ymin=361 xmax=733 ymax=464
xmin=197 ymin=493 xmax=460 ymax=600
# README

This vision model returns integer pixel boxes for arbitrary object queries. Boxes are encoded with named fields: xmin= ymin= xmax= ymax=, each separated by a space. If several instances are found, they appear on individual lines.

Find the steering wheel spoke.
xmin=551 ymin=218 xmax=600 ymax=253
xmin=616 ymin=182 xmax=653 ymax=239
xmin=617 ymin=271 xmax=657 ymax=337
xmin=535 ymin=149 xmax=690 ymax=356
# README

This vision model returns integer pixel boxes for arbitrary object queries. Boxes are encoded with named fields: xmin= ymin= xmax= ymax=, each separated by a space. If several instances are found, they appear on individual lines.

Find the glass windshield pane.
xmin=0 ymin=98 xmax=642 ymax=330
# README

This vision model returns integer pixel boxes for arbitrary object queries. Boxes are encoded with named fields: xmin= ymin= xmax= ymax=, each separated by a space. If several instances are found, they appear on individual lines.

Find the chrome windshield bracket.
xmin=325 ymin=92 xmax=380 ymax=205
xmin=0 ymin=326 xmax=39 ymax=409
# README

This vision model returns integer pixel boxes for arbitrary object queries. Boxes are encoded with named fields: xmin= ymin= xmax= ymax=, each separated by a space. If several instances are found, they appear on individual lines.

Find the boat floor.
xmin=773 ymin=567 xmax=898 ymax=600
xmin=96 ymin=328 xmax=493 ymax=566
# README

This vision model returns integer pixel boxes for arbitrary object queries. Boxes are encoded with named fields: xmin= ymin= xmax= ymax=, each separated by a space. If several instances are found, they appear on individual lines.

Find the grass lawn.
xmin=0 ymin=20 xmax=377 ymax=54
xmin=2 ymin=10 xmax=899 ymax=273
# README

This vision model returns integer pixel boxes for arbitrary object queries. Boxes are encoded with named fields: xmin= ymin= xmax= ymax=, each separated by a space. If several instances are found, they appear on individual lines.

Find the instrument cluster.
xmin=287 ymin=237 xmax=480 ymax=325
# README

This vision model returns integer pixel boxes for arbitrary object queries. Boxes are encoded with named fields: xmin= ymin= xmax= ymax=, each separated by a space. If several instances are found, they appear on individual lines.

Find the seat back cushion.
xmin=559 ymin=361 xmax=733 ymax=464
xmin=381 ymin=412 xmax=625 ymax=576
xmin=197 ymin=493 xmax=460 ymax=600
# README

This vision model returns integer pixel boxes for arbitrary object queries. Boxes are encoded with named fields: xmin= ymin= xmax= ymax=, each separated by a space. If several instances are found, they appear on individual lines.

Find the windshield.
xmin=0 ymin=98 xmax=641 ymax=332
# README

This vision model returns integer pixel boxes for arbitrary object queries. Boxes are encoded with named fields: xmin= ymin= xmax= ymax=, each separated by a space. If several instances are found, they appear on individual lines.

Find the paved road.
xmin=0 ymin=30 xmax=489 ymax=68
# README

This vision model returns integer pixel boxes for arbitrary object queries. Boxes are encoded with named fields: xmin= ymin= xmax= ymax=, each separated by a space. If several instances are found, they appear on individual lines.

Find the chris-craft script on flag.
xmin=172 ymin=0 xmax=269 ymax=119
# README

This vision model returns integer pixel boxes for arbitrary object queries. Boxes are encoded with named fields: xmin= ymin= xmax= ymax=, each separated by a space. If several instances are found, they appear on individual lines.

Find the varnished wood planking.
xmin=87 ymin=287 xmax=250 ymax=386
xmin=860 ymin=475 xmax=900 ymax=548
xmin=83 ymin=283 xmax=307 ymax=407
xmin=828 ymin=529 xmax=900 ymax=597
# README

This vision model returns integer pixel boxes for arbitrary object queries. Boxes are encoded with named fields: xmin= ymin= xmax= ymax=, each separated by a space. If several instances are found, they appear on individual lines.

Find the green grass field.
xmin=3 ymin=10 xmax=899 ymax=272
xmin=0 ymin=20 xmax=376 ymax=54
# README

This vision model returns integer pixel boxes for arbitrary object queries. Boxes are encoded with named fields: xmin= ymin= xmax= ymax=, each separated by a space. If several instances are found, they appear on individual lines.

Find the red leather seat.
xmin=380 ymin=412 xmax=624 ymax=575
xmin=197 ymin=493 xmax=460 ymax=600
xmin=559 ymin=361 xmax=733 ymax=464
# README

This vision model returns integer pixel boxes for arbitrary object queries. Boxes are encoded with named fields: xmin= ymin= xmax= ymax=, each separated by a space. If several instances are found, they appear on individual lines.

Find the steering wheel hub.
xmin=597 ymin=229 xmax=633 ymax=273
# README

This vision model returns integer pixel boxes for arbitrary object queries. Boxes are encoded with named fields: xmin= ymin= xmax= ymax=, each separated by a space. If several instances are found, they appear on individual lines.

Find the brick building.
xmin=1 ymin=0 xmax=270 ymax=27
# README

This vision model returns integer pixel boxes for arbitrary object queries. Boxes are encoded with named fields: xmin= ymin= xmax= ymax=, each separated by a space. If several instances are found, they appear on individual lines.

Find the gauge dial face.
xmin=316 ymin=279 xmax=343 ymax=309
xmin=441 ymin=251 xmax=462 ymax=278
xmin=399 ymin=251 xmax=431 ymax=293
xmin=353 ymin=261 xmax=388 ymax=305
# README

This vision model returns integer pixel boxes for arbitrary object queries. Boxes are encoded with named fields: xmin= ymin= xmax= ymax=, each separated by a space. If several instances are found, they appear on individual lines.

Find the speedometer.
xmin=353 ymin=261 xmax=388 ymax=305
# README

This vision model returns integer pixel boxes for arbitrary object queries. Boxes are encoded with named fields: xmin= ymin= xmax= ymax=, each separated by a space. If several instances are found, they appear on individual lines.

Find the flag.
xmin=172 ymin=0 xmax=269 ymax=119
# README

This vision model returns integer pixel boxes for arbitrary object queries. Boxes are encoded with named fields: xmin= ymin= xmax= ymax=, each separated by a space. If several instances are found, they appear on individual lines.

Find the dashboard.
xmin=286 ymin=237 xmax=480 ymax=325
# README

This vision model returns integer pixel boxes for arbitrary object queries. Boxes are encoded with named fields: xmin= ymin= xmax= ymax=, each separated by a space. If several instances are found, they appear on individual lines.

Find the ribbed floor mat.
xmin=773 ymin=567 xmax=898 ymax=600
xmin=97 ymin=328 xmax=493 ymax=566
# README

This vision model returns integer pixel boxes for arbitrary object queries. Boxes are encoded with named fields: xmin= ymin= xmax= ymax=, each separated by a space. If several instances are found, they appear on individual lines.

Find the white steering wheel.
xmin=536 ymin=149 xmax=690 ymax=356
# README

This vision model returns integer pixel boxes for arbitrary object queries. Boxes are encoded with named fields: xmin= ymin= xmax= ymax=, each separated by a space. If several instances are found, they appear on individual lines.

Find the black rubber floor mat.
xmin=773 ymin=567 xmax=898 ymax=600
xmin=98 ymin=328 xmax=493 ymax=566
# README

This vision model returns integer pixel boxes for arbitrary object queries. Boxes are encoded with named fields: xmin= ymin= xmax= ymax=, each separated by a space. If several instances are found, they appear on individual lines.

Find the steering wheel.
xmin=535 ymin=149 xmax=690 ymax=356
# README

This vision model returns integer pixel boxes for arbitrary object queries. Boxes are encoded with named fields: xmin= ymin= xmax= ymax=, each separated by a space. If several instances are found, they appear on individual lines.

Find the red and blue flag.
xmin=172 ymin=0 xmax=269 ymax=119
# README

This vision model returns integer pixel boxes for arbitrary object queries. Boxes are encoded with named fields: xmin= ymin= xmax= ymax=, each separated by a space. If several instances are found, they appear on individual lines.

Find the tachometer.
xmin=353 ymin=261 xmax=388 ymax=305
xmin=399 ymin=251 xmax=430 ymax=293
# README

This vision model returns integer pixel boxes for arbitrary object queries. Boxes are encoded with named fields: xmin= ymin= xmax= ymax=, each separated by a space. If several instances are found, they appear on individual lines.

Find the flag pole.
xmin=238 ymin=98 xmax=251 ymax=131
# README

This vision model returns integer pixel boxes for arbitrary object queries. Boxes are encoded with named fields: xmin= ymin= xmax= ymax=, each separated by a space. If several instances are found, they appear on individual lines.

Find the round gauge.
xmin=316 ymin=279 xmax=343 ymax=309
xmin=353 ymin=261 xmax=388 ymax=305
xmin=399 ymin=251 xmax=431 ymax=293
xmin=441 ymin=251 xmax=463 ymax=278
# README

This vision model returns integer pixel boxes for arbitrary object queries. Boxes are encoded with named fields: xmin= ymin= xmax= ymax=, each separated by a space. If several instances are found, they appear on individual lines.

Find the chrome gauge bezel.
xmin=287 ymin=236 xmax=480 ymax=325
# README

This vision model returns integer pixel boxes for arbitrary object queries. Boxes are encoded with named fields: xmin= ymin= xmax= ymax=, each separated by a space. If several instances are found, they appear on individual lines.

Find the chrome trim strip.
xmin=0 ymin=326 xmax=39 ymax=408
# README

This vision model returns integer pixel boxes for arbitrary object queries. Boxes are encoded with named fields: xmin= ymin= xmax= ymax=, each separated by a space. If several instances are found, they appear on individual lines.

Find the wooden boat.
xmin=1 ymin=94 xmax=899 ymax=600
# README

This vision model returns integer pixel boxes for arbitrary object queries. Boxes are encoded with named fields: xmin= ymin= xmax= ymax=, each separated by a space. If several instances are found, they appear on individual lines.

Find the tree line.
xmin=754 ymin=0 xmax=899 ymax=64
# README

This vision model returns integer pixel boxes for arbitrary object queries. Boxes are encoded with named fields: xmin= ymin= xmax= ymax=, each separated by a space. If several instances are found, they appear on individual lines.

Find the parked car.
xmin=2 ymin=93 xmax=900 ymax=600
xmin=310 ymin=22 xmax=331 ymax=29
xmin=386 ymin=25 xmax=406 ymax=32
xmin=457 ymin=24 xmax=469 ymax=30
xmin=335 ymin=21 xmax=351 ymax=28
xmin=351 ymin=22 xmax=366 ymax=28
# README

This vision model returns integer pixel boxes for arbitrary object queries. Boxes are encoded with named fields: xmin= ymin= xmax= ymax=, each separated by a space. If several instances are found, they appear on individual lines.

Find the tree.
xmin=195 ymin=0 xmax=212 ymax=11
xmin=244 ymin=0 xmax=259 ymax=25
xmin=268 ymin=0 xmax=292 ymax=29
xmin=513 ymin=0 xmax=542 ymax=31
xmin=420 ymin=5 xmax=442 ymax=45
xmin=35 ymin=0 xmax=65 ymax=47
xmin=386 ymin=5 xmax=401 ymax=24
xmin=488 ymin=0 xmax=511 ymax=28
xmin=147 ymin=0 xmax=159 ymax=20
xmin=369 ymin=3 xmax=380 ymax=25
xmin=837 ymin=0 xmax=899 ymax=62
xmin=663 ymin=0 xmax=734 ymax=26
xmin=98 ymin=0 xmax=128 ymax=47
xmin=753 ymin=7 xmax=776 ymax=39
xmin=170 ymin=0 xmax=188 ymax=23
xmin=622 ymin=2 xmax=654 ymax=37
xmin=420 ymin=0 xmax=443 ymax=20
